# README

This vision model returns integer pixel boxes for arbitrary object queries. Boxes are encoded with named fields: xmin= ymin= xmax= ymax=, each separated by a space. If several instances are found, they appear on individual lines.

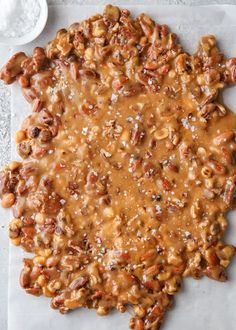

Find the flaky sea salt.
xmin=0 ymin=0 xmax=40 ymax=38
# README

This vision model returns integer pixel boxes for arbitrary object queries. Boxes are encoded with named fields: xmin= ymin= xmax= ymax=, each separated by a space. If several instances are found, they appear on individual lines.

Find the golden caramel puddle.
xmin=0 ymin=5 xmax=236 ymax=330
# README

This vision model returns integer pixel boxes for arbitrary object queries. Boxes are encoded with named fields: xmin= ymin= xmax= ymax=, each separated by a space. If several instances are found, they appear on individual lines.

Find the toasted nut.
xmin=42 ymin=286 xmax=54 ymax=297
xmin=37 ymin=275 xmax=47 ymax=287
xmin=96 ymin=306 xmax=109 ymax=316
xmin=17 ymin=141 xmax=32 ymax=159
xmin=213 ymin=131 xmax=234 ymax=145
xmin=167 ymin=254 xmax=183 ymax=266
xmin=103 ymin=206 xmax=114 ymax=218
xmin=47 ymin=280 xmax=62 ymax=293
xmin=0 ymin=52 xmax=27 ymax=83
xmin=132 ymin=318 xmax=144 ymax=330
xmin=200 ymin=35 xmax=216 ymax=52
xmin=157 ymin=271 xmax=171 ymax=281
xmin=208 ymin=160 xmax=226 ymax=175
xmin=104 ymin=4 xmax=120 ymax=22
xmin=120 ymin=130 xmax=130 ymax=142
xmin=205 ymin=249 xmax=218 ymax=266
xmin=164 ymin=276 xmax=181 ymax=295
xmin=33 ymin=256 xmax=46 ymax=266
xmin=197 ymin=147 xmax=207 ymax=160
xmin=190 ymin=202 xmax=200 ymax=219
xmin=145 ymin=264 xmax=160 ymax=276
xmin=140 ymin=249 xmax=156 ymax=261
xmin=46 ymin=256 xmax=60 ymax=268
xmin=30 ymin=267 xmax=42 ymax=282
xmin=32 ymin=98 xmax=43 ymax=113
xmin=64 ymin=298 xmax=82 ymax=309
xmin=39 ymin=129 xmax=53 ymax=142
xmin=22 ymin=87 xmax=37 ymax=103
xmin=221 ymin=246 xmax=235 ymax=260
xmin=35 ymin=213 xmax=45 ymax=225
xmin=10 ymin=237 xmax=21 ymax=246
xmin=217 ymin=215 xmax=227 ymax=231
xmin=205 ymin=265 xmax=227 ymax=282
xmin=204 ymin=68 xmax=220 ymax=85
xmin=138 ymin=13 xmax=155 ymax=37
xmin=84 ymin=48 xmax=93 ymax=61
xmin=38 ymin=248 xmax=52 ymax=257
xmin=215 ymin=103 xmax=227 ymax=116
xmin=9 ymin=218 xmax=22 ymax=239
xmin=189 ymin=252 xmax=202 ymax=270
xmin=92 ymin=19 xmax=107 ymax=37
xmin=205 ymin=178 xmax=214 ymax=189
xmin=1 ymin=193 xmax=15 ymax=208
xmin=25 ymin=287 xmax=42 ymax=296
xmin=28 ymin=127 xmax=40 ymax=138
xmin=134 ymin=305 xmax=145 ymax=318
xmin=56 ymin=34 xmax=72 ymax=57
xmin=186 ymin=239 xmax=198 ymax=252
xmin=79 ymin=69 xmax=97 ymax=79
xmin=18 ymin=75 xmax=30 ymax=88
xmin=117 ymin=303 xmax=126 ymax=313
xmin=220 ymin=259 xmax=230 ymax=268
xmin=69 ymin=276 xmax=88 ymax=290
xmin=70 ymin=62 xmax=80 ymax=80
xmin=20 ymin=269 xmax=30 ymax=288
xmin=154 ymin=128 xmax=169 ymax=140
xmin=168 ymin=70 xmax=176 ymax=78
xmin=201 ymin=166 xmax=212 ymax=178
xmin=209 ymin=223 xmax=221 ymax=235
xmin=221 ymin=146 xmax=233 ymax=165
xmin=203 ymin=189 xmax=215 ymax=200
xmin=15 ymin=130 xmax=26 ymax=143
xmin=21 ymin=227 xmax=35 ymax=238
xmin=175 ymin=54 xmax=188 ymax=74
xmin=8 ymin=161 xmax=21 ymax=171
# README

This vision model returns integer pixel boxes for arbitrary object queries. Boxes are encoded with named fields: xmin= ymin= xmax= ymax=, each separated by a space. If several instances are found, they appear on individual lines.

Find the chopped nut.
xmin=103 ymin=207 xmax=114 ymax=218
xmin=92 ymin=20 xmax=107 ymax=37
xmin=104 ymin=5 xmax=120 ymax=22
xmin=15 ymin=130 xmax=26 ymax=143
xmin=154 ymin=128 xmax=169 ymax=140
xmin=96 ymin=306 xmax=109 ymax=316
xmin=1 ymin=193 xmax=15 ymax=208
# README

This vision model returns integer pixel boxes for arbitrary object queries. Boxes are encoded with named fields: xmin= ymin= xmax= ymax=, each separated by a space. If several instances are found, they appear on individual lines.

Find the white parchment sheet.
xmin=7 ymin=5 xmax=236 ymax=330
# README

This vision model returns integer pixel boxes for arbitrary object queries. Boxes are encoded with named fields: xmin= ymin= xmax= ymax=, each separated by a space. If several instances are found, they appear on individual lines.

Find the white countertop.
xmin=0 ymin=1 xmax=236 ymax=329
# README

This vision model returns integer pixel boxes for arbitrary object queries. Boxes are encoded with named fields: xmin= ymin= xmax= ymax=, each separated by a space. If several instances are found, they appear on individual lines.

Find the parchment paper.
xmin=7 ymin=5 xmax=236 ymax=330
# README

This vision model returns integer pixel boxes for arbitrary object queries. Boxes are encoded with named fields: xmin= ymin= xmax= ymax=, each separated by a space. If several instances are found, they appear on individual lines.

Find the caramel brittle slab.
xmin=1 ymin=5 xmax=236 ymax=330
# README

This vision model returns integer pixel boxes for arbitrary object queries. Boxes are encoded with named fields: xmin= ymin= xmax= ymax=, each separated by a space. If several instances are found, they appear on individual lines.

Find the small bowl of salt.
xmin=0 ymin=0 xmax=48 ymax=45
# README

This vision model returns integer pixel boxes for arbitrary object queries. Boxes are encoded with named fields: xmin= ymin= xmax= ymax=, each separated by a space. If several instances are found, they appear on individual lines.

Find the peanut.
xmin=15 ymin=130 xmax=26 ymax=143
xmin=1 ymin=193 xmax=15 ymax=208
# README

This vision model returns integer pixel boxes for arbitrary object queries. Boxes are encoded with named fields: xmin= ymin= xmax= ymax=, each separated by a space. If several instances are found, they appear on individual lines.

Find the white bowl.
xmin=0 ymin=0 xmax=48 ymax=46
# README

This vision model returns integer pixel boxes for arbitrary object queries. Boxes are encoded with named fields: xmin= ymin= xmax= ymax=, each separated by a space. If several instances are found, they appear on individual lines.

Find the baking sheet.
xmin=6 ymin=4 xmax=236 ymax=330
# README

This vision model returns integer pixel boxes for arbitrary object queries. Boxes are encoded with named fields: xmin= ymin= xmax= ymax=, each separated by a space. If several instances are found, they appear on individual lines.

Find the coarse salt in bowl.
xmin=0 ymin=0 xmax=48 ymax=46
